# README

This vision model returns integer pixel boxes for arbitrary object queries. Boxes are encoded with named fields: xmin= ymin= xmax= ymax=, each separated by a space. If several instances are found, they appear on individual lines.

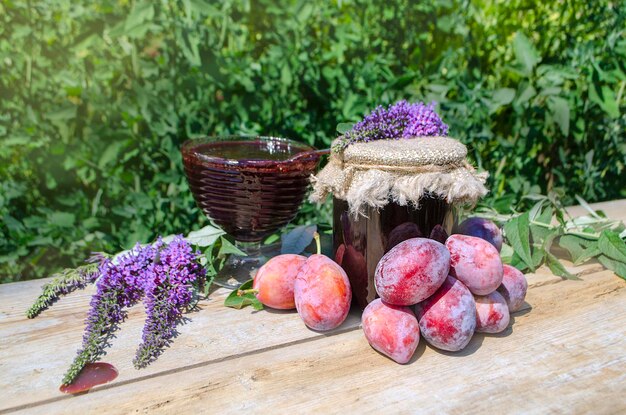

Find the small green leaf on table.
xmin=545 ymin=252 xmax=579 ymax=280
xmin=504 ymin=212 xmax=535 ymax=271
xmin=597 ymin=255 xmax=626 ymax=280
xmin=500 ymin=243 xmax=514 ymax=264
xmin=559 ymin=235 xmax=600 ymax=265
xmin=598 ymin=230 xmax=626 ymax=262
xmin=224 ymin=280 xmax=263 ymax=310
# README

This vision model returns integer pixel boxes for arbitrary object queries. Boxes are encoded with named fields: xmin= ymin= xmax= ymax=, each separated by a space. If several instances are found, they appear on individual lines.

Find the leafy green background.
xmin=1 ymin=0 xmax=625 ymax=283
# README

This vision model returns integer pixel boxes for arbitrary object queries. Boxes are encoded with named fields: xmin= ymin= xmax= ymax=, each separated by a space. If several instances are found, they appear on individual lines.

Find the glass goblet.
xmin=181 ymin=135 xmax=322 ymax=289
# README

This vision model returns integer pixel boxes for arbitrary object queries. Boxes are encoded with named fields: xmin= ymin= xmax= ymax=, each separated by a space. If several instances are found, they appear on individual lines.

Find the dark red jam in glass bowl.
xmin=181 ymin=136 xmax=321 ymax=243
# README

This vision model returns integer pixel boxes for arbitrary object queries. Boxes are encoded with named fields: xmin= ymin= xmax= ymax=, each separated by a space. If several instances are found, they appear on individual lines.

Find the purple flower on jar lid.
xmin=335 ymin=100 xmax=448 ymax=151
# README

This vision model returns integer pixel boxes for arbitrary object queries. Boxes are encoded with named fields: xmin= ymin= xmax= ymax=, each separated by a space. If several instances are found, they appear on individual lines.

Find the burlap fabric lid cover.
xmin=310 ymin=136 xmax=488 ymax=216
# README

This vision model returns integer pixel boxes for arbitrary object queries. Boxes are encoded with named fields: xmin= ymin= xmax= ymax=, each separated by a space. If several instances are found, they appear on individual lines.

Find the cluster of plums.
xmin=250 ymin=236 xmax=352 ymax=331
xmin=363 ymin=217 xmax=528 ymax=363
xmin=249 ymin=218 xmax=528 ymax=365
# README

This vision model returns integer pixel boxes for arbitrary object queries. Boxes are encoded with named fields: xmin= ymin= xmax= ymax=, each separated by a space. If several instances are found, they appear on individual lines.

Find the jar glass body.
xmin=332 ymin=196 xmax=456 ymax=309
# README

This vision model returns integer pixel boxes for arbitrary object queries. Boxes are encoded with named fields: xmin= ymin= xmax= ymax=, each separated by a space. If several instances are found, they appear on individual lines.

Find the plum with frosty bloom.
xmin=295 ymin=248 xmax=352 ymax=331
xmin=253 ymin=254 xmax=306 ymax=310
xmin=362 ymin=299 xmax=420 ymax=364
xmin=474 ymin=291 xmax=510 ymax=334
xmin=446 ymin=234 xmax=503 ymax=296
xmin=497 ymin=264 xmax=528 ymax=313
xmin=415 ymin=276 xmax=476 ymax=352
xmin=456 ymin=217 xmax=503 ymax=252
xmin=375 ymin=238 xmax=450 ymax=306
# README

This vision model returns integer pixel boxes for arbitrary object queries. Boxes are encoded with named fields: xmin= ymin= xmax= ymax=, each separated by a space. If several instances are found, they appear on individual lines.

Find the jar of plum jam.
xmin=311 ymin=136 xmax=487 ymax=309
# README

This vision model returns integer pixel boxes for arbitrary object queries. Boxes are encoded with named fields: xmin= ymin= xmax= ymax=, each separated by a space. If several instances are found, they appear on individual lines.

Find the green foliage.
xmin=224 ymin=279 xmax=263 ymax=311
xmin=1 ymin=0 xmax=625 ymax=282
xmin=486 ymin=193 xmax=626 ymax=280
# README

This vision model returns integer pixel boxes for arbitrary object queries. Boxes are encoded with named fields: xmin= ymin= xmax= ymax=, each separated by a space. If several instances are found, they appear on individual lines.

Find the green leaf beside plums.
xmin=504 ymin=212 xmax=535 ymax=272
xmin=598 ymin=230 xmax=626 ymax=263
xmin=224 ymin=280 xmax=263 ymax=310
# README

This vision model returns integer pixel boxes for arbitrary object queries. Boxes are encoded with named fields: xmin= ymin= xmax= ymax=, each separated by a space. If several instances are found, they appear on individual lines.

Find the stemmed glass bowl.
xmin=181 ymin=135 xmax=322 ymax=289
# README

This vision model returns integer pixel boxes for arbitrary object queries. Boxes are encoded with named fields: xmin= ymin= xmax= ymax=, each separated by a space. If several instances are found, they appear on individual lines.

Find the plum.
xmin=295 ymin=234 xmax=352 ymax=331
xmin=497 ymin=264 xmax=528 ymax=313
xmin=375 ymin=238 xmax=450 ymax=306
xmin=386 ymin=222 xmax=422 ymax=252
xmin=252 ymin=254 xmax=306 ymax=309
xmin=456 ymin=217 xmax=503 ymax=252
xmin=415 ymin=276 xmax=476 ymax=352
xmin=429 ymin=224 xmax=449 ymax=244
xmin=445 ymin=234 xmax=503 ymax=296
xmin=362 ymin=299 xmax=420 ymax=364
xmin=474 ymin=291 xmax=510 ymax=333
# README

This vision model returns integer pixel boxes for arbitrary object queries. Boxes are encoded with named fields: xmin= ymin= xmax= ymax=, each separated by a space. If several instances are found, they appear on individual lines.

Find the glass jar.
xmin=333 ymin=196 xmax=456 ymax=309
xmin=311 ymin=136 xmax=487 ymax=309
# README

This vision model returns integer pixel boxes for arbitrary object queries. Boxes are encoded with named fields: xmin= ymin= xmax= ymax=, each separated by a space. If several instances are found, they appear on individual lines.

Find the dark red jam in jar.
xmin=333 ymin=196 xmax=455 ymax=309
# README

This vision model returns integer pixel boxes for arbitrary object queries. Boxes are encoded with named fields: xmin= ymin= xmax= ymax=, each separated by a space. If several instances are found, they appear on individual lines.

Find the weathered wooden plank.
xmin=0 ymin=259 xmax=574 ymax=413
xmin=0 ymin=284 xmax=361 ymax=412
xmin=9 ymin=267 xmax=625 ymax=414
xmin=1 ymin=199 xmax=624 ymax=413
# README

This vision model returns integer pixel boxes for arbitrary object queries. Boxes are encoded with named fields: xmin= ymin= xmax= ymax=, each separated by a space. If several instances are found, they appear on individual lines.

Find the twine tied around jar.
xmin=310 ymin=136 xmax=488 ymax=217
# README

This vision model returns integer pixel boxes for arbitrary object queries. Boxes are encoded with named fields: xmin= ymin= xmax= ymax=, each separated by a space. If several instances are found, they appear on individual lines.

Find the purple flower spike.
xmin=335 ymin=100 xmax=448 ymax=150
xmin=133 ymin=236 xmax=206 ymax=368
xmin=62 ymin=236 xmax=207 ymax=385
xmin=62 ymin=244 xmax=153 ymax=385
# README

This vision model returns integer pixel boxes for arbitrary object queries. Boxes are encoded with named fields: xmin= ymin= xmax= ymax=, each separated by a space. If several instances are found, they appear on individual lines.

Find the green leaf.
xmin=264 ymin=234 xmax=280 ymax=245
xmin=513 ymin=32 xmax=540 ymax=75
xmin=545 ymin=252 xmax=579 ymax=280
xmin=500 ymin=243 xmax=514 ymax=264
xmin=280 ymin=65 xmax=293 ymax=86
xmin=99 ymin=141 xmax=129 ymax=169
xmin=537 ymin=205 xmax=554 ymax=224
xmin=492 ymin=88 xmax=516 ymax=105
xmin=597 ymin=255 xmax=626 ymax=280
xmin=589 ymin=77 xmax=620 ymax=118
xmin=507 ymin=252 xmax=528 ymax=272
xmin=504 ymin=212 xmax=534 ymax=271
xmin=49 ymin=212 xmax=76 ymax=228
xmin=574 ymin=195 xmax=601 ymax=219
xmin=515 ymin=84 xmax=536 ymax=106
xmin=185 ymin=225 xmax=225 ymax=247
xmin=530 ymin=246 xmax=545 ymax=269
xmin=281 ymin=225 xmax=317 ymax=255
xmin=598 ymin=230 xmax=626 ymax=262
xmin=224 ymin=280 xmax=263 ymax=310
xmin=336 ymin=123 xmax=354 ymax=134
xmin=529 ymin=223 xmax=554 ymax=247
xmin=125 ymin=1 xmax=154 ymax=31
xmin=217 ymin=236 xmax=246 ymax=257
xmin=548 ymin=96 xmax=570 ymax=136
xmin=559 ymin=235 xmax=600 ymax=265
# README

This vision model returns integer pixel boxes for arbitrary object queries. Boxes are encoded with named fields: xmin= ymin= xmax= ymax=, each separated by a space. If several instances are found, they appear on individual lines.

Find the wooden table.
xmin=2 ymin=200 xmax=625 ymax=414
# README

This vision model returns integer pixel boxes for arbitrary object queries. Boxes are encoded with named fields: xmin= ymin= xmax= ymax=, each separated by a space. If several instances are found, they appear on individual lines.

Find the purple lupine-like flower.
xmin=62 ymin=236 xmax=207 ymax=384
xmin=26 ymin=254 xmax=109 ymax=319
xmin=62 ymin=244 xmax=153 ymax=385
xmin=335 ymin=100 xmax=448 ymax=150
xmin=133 ymin=236 xmax=205 ymax=368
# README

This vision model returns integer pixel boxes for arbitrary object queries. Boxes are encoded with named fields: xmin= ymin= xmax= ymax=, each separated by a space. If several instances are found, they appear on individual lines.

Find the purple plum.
xmin=456 ymin=217 xmax=503 ymax=252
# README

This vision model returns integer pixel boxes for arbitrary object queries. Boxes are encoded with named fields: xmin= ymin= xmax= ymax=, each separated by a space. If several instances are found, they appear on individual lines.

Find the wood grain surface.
xmin=1 ymin=200 xmax=625 ymax=414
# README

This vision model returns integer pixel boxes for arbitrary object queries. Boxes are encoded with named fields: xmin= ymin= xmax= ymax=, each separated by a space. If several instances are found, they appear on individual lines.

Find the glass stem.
xmin=235 ymin=240 xmax=262 ymax=257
